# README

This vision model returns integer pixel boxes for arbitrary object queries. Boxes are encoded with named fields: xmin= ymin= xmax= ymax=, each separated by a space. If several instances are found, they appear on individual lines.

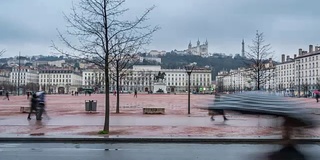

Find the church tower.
xmin=188 ymin=41 xmax=192 ymax=49
xmin=241 ymin=39 xmax=245 ymax=57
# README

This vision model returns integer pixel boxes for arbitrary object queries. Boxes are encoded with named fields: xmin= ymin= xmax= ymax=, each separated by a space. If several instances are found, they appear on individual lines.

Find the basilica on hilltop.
xmin=186 ymin=39 xmax=208 ymax=56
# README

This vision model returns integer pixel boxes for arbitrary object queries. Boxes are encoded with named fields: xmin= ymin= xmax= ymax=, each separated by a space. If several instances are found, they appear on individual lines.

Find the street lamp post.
xmin=185 ymin=63 xmax=196 ymax=115
xmin=297 ymin=59 xmax=301 ymax=98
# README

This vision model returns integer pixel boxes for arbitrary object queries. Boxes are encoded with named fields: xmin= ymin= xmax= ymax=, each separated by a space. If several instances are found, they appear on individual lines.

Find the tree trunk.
xmin=104 ymin=59 xmax=110 ymax=132
xmin=116 ymin=60 xmax=120 ymax=113
xmin=103 ymin=0 xmax=109 ymax=132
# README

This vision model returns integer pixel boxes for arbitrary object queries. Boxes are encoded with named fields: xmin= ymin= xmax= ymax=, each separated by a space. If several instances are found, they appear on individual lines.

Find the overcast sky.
xmin=0 ymin=0 xmax=319 ymax=61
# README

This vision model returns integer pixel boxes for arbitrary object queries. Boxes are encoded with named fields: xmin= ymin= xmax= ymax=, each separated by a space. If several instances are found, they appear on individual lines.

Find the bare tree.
xmin=301 ymin=82 xmax=310 ymax=97
xmin=109 ymin=36 xmax=140 ymax=113
xmin=53 ymin=0 xmax=158 ymax=132
xmin=245 ymin=30 xmax=273 ymax=90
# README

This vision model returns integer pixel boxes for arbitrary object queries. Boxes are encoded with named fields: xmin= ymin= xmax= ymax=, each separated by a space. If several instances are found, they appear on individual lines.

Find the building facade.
xmin=10 ymin=67 xmax=39 ymax=86
xmin=294 ymin=45 xmax=320 ymax=96
xmin=216 ymin=60 xmax=276 ymax=92
xmin=217 ymin=44 xmax=320 ymax=96
xmin=82 ymin=65 xmax=212 ymax=93
xmin=164 ymin=68 xmax=212 ymax=93
xmin=82 ymin=69 xmax=106 ymax=92
xmin=216 ymin=68 xmax=255 ymax=92
xmin=39 ymin=69 xmax=82 ymax=94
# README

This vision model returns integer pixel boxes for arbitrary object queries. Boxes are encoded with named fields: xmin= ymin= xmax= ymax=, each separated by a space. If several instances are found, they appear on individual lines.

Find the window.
xmin=313 ymin=70 xmax=315 ymax=76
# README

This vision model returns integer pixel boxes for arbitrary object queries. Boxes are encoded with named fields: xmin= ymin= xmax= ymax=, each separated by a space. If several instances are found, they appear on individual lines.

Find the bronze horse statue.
xmin=154 ymin=71 xmax=166 ymax=81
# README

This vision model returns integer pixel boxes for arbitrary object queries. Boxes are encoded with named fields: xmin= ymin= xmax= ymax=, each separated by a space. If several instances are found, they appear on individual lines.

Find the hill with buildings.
xmin=158 ymin=52 xmax=248 ymax=80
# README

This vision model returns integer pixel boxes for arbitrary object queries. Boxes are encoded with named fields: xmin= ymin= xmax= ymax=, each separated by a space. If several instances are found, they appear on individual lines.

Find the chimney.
xmin=294 ymin=54 xmax=297 ymax=59
xmin=316 ymin=46 xmax=320 ymax=51
xmin=302 ymin=51 xmax=307 ymax=55
xmin=281 ymin=54 xmax=285 ymax=63
xmin=309 ymin=45 xmax=313 ymax=53
xmin=286 ymin=55 xmax=290 ymax=62
xmin=299 ymin=48 xmax=302 ymax=56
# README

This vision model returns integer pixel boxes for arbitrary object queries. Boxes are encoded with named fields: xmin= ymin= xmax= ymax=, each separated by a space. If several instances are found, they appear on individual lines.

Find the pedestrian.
xmin=72 ymin=91 xmax=74 ymax=96
xmin=134 ymin=89 xmax=137 ymax=98
xmin=210 ymin=93 xmax=228 ymax=121
xmin=210 ymin=109 xmax=228 ymax=121
xmin=38 ymin=91 xmax=50 ymax=120
xmin=27 ymin=93 xmax=38 ymax=120
xmin=3 ymin=91 xmax=9 ymax=100
xmin=113 ymin=90 xmax=116 ymax=96
xmin=316 ymin=90 xmax=320 ymax=103
xmin=27 ymin=92 xmax=30 ymax=99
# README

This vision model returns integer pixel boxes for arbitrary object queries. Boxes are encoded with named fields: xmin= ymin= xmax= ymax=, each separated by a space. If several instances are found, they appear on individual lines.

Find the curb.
xmin=1 ymin=137 xmax=320 ymax=144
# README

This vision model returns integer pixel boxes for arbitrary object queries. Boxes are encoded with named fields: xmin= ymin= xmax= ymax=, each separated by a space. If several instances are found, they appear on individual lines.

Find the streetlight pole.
xmin=185 ymin=63 xmax=196 ymax=115
xmin=187 ymin=71 xmax=191 ymax=114
xmin=297 ymin=59 xmax=301 ymax=98
xmin=17 ymin=52 xmax=21 ymax=96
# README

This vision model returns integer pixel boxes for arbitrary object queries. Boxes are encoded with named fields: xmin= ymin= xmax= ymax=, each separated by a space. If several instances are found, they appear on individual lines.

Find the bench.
xmin=143 ymin=108 xmax=165 ymax=114
xmin=20 ymin=107 xmax=31 ymax=113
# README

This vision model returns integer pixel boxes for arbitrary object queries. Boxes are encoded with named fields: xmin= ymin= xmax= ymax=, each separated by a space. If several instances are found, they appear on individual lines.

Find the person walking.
xmin=37 ymin=91 xmax=50 ymax=120
xmin=27 ymin=92 xmax=30 ymax=99
xmin=316 ymin=90 xmax=320 ymax=103
xmin=3 ymin=91 xmax=9 ymax=100
xmin=210 ymin=93 xmax=228 ymax=121
xmin=27 ymin=93 xmax=38 ymax=120
xmin=134 ymin=89 xmax=137 ymax=98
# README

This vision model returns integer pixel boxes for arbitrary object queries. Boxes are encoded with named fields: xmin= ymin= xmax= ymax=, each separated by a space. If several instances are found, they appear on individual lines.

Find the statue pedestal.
xmin=153 ymin=82 xmax=167 ymax=94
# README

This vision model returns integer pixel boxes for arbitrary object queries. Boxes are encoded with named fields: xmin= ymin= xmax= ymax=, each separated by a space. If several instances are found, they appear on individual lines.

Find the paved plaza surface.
xmin=1 ymin=93 xmax=320 ymax=138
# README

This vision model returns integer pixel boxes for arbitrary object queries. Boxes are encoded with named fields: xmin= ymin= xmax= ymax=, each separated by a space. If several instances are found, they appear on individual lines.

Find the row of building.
xmin=1 ymin=65 xmax=213 ymax=94
xmin=217 ymin=45 xmax=320 ymax=96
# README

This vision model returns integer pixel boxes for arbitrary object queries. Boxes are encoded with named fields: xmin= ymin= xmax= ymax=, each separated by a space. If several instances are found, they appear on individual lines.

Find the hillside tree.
xmin=0 ymin=49 xmax=5 ymax=57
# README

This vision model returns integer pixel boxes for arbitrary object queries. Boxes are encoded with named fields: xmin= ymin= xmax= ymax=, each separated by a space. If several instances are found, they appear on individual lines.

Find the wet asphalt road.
xmin=1 ymin=143 xmax=320 ymax=160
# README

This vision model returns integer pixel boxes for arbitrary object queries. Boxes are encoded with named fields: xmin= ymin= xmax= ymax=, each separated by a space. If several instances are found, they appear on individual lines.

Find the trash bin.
xmin=91 ymin=100 xmax=97 ymax=111
xmin=85 ymin=100 xmax=97 ymax=111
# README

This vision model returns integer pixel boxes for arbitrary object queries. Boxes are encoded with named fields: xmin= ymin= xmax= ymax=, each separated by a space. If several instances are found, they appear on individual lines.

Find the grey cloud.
xmin=1 ymin=0 xmax=320 ymax=61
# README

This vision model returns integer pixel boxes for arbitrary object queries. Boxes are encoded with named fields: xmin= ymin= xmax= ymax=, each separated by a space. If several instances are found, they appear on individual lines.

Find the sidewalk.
xmin=0 ymin=114 xmax=319 ymax=138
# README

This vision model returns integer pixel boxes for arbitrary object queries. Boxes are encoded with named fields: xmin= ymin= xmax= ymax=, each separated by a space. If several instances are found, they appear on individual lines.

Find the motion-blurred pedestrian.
xmin=315 ymin=90 xmax=320 ymax=103
xmin=27 ymin=93 xmax=38 ymax=120
xmin=210 ymin=93 xmax=228 ymax=121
